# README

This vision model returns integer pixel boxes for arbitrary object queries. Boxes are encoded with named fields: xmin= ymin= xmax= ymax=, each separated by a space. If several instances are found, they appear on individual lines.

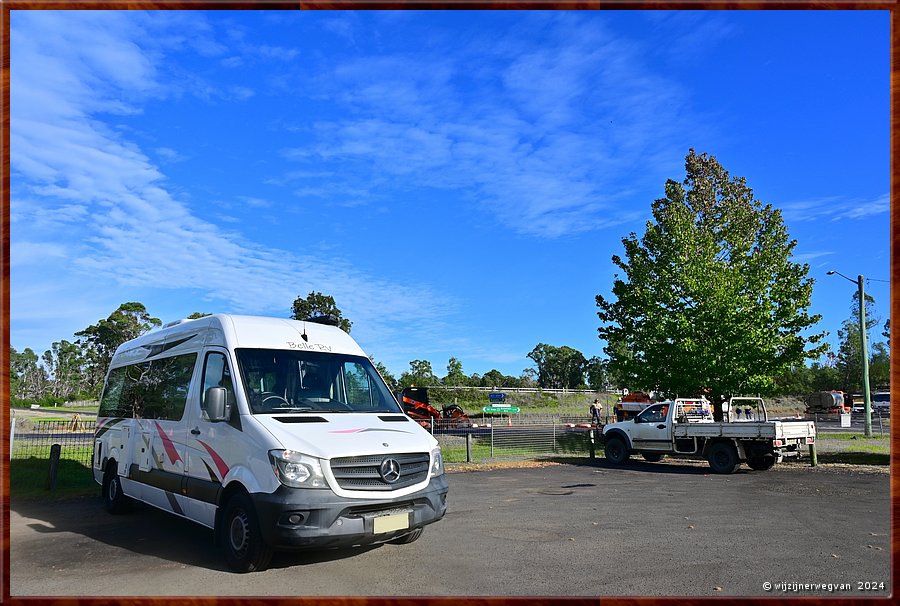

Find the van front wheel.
xmin=220 ymin=493 xmax=274 ymax=573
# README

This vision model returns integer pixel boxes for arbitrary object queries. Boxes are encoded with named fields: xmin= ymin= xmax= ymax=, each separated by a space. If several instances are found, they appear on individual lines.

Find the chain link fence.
xmin=10 ymin=417 xmax=96 ymax=467
xmin=430 ymin=417 xmax=596 ymax=464
xmin=9 ymin=415 xmax=598 ymax=469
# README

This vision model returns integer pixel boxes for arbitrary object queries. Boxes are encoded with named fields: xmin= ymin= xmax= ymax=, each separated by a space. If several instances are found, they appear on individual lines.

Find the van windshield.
xmin=235 ymin=349 xmax=402 ymax=415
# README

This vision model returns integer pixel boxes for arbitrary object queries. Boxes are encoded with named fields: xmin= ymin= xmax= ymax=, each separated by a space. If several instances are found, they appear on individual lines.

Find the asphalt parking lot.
xmin=9 ymin=459 xmax=892 ymax=597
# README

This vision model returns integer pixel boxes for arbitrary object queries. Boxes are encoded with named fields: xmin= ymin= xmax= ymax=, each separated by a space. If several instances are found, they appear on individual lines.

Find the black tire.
xmin=388 ymin=527 xmax=423 ymax=545
xmin=604 ymin=436 xmax=630 ymax=465
xmin=642 ymin=453 xmax=665 ymax=463
xmin=707 ymin=442 xmax=741 ymax=474
xmin=219 ymin=493 xmax=274 ymax=573
xmin=102 ymin=462 xmax=133 ymax=514
xmin=747 ymin=455 xmax=777 ymax=471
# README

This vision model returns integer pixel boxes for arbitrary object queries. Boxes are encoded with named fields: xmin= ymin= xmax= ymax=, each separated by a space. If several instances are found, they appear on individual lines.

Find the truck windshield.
xmin=235 ymin=349 xmax=402 ymax=415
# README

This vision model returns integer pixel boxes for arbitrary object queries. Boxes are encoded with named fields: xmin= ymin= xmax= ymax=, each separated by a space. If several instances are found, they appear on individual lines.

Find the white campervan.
xmin=92 ymin=314 xmax=448 ymax=572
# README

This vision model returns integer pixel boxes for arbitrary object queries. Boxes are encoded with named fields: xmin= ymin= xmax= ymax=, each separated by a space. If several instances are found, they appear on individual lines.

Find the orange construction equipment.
xmin=398 ymin=387 xmax=471 ymax=428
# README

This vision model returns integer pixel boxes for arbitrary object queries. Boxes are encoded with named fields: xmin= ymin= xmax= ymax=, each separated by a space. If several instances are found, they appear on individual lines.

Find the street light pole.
xmin=827 ymin=270 xmax=873 ymax=437
xmin=857 ymin=275 xmax=872 ymax=438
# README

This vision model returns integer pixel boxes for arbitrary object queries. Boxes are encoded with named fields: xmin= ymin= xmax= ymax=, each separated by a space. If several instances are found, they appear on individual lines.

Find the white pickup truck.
xmin=600 ymin=397 xmax=816 ymax=474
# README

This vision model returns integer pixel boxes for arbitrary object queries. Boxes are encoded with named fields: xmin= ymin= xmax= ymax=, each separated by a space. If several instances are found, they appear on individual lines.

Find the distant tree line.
xmin=9 ymin=272 xmax=890 ymax=407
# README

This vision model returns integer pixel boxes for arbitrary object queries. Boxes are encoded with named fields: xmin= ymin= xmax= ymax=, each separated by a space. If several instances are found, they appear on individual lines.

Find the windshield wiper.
xmin=265 ymin=406 xmax=315 ymax=413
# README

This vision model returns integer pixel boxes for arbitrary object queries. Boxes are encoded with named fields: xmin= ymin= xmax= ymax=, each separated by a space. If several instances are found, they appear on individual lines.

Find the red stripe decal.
xmin=154 ymin=422 xmax=182 ymax=465
xmin=196 ymin=439 xmax=230 ymax=479
xmin=328 ymin=428 xmax=365 ymax=434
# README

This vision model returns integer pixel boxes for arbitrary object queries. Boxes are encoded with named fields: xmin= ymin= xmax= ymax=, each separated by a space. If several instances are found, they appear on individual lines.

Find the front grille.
xmin=330 ymin=452 xmax=430 ymax=491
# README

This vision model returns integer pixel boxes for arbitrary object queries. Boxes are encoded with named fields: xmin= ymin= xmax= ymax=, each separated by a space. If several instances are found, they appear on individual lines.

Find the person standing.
xmin=590 ymin=399 xmax=603 ymax=425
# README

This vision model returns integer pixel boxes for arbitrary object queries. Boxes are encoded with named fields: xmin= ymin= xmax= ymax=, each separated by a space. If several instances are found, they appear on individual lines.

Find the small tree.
xmin=596 ymin=150 xmax=826 ymax=408
xmin=398 ymin=359 xmax=439 ymax=387
xmin=443 ymin=357 xmax=469 ymax=386
xmin=290 ymin=291 xmax=352 ymax=333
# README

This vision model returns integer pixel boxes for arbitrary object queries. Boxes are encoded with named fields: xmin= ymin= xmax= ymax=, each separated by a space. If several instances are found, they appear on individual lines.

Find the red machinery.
xmin=399 ymin=387 xmax=470 ymax=428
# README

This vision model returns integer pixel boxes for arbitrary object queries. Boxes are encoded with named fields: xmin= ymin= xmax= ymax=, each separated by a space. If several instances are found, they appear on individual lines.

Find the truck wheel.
xmin=707 ymin=442 xmax=741 ymax=474
xmin=388 ymin=527 xmax=423 ymax=545
xmin=642 ymin=453 xmax=665 ymax=463
xmin=747 ymin=455 xmax=776 ymax=471
xmin=604 ymin=436 xmax=630 ymax=465
xmin=219 ymin=493 xmax=274 ymax=573
xmin=102 ymin=462 xmax=133 ymax=514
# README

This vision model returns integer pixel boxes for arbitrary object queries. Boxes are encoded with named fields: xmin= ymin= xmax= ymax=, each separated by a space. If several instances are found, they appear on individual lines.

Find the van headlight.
xmin=269 ymin=450 xmax=327 ymax=489
xmin=430 ymin=447 xmax=444 ymax=477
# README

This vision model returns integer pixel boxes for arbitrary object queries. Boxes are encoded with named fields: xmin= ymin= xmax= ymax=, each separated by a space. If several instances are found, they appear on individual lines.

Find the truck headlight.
xmin=269 ymin=450 xmax=327 ymax=489
xmin=430 ymin=447 xmax=444 ymax=477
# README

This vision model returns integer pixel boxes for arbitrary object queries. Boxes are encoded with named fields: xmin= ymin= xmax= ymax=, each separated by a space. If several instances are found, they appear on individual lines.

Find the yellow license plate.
xmin=373 ymin=513 xmax=409 ymax=534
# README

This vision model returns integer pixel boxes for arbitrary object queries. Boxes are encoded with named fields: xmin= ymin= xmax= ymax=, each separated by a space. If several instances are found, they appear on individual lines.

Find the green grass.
xmin=820 ymin=432 xmax=890 ymax=441
xmin=10 ymin=457 xmax=97 ymax=499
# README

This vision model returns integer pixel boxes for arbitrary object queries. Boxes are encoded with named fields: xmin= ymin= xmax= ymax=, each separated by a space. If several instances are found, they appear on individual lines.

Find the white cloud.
xmin=8 ymin=10 xmax=457 ymax=356
xmin=781 ymin=194 xmax=889 ymax=223
xmin=281 ymin=15 xmax=693 ymax=239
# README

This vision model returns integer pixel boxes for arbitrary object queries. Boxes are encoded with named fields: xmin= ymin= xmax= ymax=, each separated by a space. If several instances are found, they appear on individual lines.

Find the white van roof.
xmin=110 ymin=314 xmax=367 ymax=367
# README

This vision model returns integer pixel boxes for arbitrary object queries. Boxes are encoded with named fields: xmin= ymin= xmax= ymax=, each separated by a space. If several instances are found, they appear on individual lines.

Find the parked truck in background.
xmin=601 ymin=397 xmax=816 ymax=474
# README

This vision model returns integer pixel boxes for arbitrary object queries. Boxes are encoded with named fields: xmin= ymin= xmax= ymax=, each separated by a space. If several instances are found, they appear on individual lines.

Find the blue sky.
xmin=8 ymin=10 xmax=890 ymax=380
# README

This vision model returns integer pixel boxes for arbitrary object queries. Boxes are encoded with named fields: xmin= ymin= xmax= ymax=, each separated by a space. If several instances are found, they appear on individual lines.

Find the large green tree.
xmin=527 ymin=343 xmax=588 ymax=389
xmin=75 ymin=302 xmax=161 ymax=396
xmin=834 ymin=290 xmax=880 ymax=393
xmin=290 ymin=291 xmax=352 ymax=333
xmin=596 ymin=150 xmax=826 ymax=406
xmin=41 ymin=340 xmax=87 ymax=400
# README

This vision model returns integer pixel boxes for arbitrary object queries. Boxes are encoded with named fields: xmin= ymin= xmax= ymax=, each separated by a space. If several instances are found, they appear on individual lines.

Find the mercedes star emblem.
xmin=379 ymin=458 xmax=401 ymax=483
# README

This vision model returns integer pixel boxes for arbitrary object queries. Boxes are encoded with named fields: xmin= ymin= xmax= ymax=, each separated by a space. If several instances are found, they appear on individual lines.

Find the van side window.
xmin=98 ymin=353 xmax=197 ymax=420
xmin=345 ymin=362 xmax=373 ymax=408
xmin=202 ymin=352 xmax=236 ymax=411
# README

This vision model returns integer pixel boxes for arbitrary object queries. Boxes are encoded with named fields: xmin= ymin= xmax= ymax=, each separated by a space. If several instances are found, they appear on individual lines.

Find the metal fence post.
xmin=10 ymin=417 xmax=16 ymax=461
xmin=466 ymin=432 xmax=472 ymax=463
xmin=490 ymin=425 xmax=494 ymax=458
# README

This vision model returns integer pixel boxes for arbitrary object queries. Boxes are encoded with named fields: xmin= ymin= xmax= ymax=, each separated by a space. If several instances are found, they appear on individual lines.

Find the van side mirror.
xmin=205 ymin=387 xmax=230 ymax=422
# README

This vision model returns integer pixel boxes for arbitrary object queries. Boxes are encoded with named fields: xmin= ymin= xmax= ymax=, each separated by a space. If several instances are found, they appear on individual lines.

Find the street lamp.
xmin=826 ymin=270 xmax=872 ymax=437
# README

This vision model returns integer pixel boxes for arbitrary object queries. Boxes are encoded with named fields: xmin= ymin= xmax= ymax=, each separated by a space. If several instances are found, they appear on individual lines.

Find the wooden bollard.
xmin=48 ymin=444 xmax=61 ymax=490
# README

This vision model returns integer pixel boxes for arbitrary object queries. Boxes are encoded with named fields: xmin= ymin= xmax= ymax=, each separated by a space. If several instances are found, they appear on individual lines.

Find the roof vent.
xmin=305 ymin=314 xmax=341 ymax=327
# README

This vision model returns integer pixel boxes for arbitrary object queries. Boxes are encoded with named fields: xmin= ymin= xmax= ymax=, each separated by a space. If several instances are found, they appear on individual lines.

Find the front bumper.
xmin=250 ymin=475 xmax=449 ymax=550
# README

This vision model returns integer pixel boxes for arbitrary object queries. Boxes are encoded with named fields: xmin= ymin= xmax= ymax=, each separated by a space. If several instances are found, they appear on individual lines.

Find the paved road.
xmin=9 ymin=460 xmax=891 ymax=597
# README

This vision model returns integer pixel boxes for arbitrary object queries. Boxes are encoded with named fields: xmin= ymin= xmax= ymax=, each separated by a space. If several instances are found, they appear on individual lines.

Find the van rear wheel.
xmin=220 ymin=493 xmax=274 ymax=573
xmin=102 ymin=462 xmax=133 ymax=514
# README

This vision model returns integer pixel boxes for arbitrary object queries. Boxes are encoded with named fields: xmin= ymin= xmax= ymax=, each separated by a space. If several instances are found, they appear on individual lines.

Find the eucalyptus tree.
xmin=290 ymin=291 xmax=352 ymax=333
xmin=75 ymin=302 xmax=162 ymax=396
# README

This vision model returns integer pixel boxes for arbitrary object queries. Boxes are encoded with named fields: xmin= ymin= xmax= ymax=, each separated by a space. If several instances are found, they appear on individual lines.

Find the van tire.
xmin=388 ymin=527 xmax=423 ymax=545
xmin=220 ymin=493 xmax=274 ymax=573
xmin=707 ymin=442 xmax=741 ymax=474
xmin=642 ymin=453 xmax=665 ymax=463
xmin=102 ymin=462 xmax=133 ymax=514
xmin=604 ymin=436 xmax=630 ymax=465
